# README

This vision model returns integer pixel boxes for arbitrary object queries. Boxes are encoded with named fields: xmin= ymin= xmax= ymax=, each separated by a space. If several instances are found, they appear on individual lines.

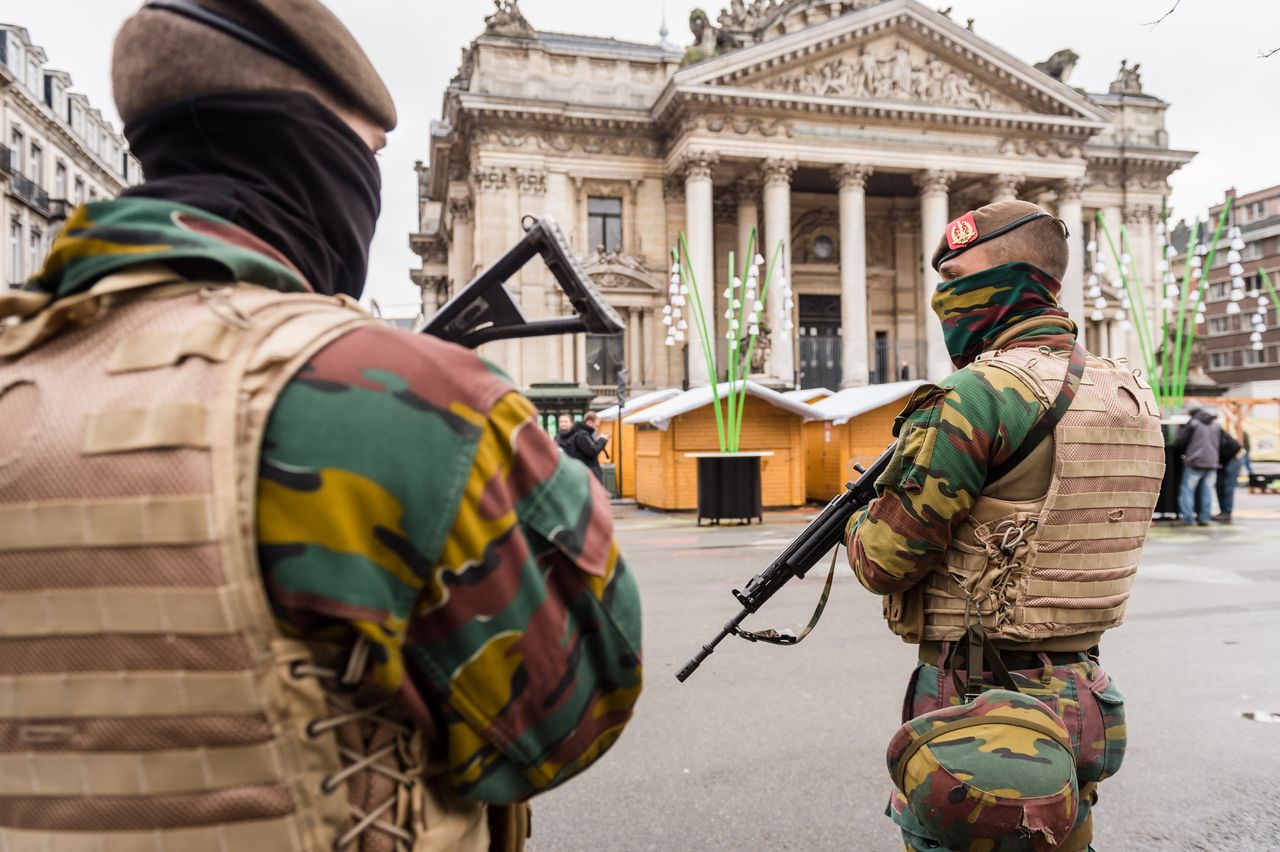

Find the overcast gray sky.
xmin=4 ymin=0 xmax=1277 ymax=310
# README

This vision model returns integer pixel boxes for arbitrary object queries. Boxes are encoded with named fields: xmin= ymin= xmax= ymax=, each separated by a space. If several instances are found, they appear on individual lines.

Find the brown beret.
xmin=114 ymin=0 xmax=395 ymax=131
xmin=931 ymin=200 xmax=1067 ymax=271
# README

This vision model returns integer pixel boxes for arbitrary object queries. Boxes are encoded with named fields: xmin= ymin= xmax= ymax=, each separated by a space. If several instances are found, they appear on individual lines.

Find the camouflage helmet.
xmin=886 ymin=689 xmax=1078 ymax=851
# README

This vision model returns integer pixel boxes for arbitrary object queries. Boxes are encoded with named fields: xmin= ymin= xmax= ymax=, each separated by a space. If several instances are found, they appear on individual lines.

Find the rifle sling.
xmin=984 ymin=339 xmax=1087 ymax=485
xmin=737 ymin=546 xmax=839 ymax=646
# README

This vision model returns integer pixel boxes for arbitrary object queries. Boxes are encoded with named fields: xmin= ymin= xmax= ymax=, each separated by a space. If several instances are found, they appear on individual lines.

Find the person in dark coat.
xmin=1172 ymin=401 xmax=1222 ymax=526
xmin=1214 ymin=426 xmax=1245 ymax=523
xmin=560 ymin=411 xmax=609 ymax=482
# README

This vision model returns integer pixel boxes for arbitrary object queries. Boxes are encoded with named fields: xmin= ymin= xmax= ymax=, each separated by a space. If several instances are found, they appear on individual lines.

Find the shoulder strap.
xmin=985 ymin=339 xmax=1087 ymax=485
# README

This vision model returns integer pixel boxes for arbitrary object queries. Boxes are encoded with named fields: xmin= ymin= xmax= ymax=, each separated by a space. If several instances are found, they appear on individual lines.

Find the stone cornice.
xmin=658 ymin=86 xmax=1104 ymax=138
xmin=658 ymin=1 xmax=1114 ymax=132
xmin=1084 ymin=143 xmax=1196 ymax=174
xmin=456 ymin=93 xmax=653 ymax=133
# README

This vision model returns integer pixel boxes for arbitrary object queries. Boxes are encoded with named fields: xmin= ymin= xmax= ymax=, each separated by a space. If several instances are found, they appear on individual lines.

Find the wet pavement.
xmin=528 ymin=491 xmax=1280 ymax=851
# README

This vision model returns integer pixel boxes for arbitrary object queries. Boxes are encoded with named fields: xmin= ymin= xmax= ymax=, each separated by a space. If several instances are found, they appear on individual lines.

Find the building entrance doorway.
xmin=798 ymin=294 xmax=841 ymax=389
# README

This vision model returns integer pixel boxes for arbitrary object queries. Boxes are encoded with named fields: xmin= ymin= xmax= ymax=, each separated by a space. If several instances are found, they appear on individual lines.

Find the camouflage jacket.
xmin=31 ymin=199 xmax=643 ymax=803
xmin=847 ymin=262 xmax=1076 ymax=596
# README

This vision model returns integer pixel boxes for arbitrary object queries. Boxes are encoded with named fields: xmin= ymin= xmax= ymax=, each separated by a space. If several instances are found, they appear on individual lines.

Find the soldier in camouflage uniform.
xmin=0 ymin=2 xmax=640 ymax=850
xmin=846 ymin=201 xmax=1163 ymax=851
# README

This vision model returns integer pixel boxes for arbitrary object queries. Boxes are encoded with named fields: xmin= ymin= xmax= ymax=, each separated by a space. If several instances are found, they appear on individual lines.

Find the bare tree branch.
xmin=1145 ymin=0 xmax=1183 ymax=30
xmin=1261 ymin=47 xmax=1280 ymax=58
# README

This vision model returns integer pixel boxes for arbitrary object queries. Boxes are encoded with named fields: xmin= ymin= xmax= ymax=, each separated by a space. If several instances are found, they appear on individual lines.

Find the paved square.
xmin=529 ymin=493 xmax=1280 ymax=851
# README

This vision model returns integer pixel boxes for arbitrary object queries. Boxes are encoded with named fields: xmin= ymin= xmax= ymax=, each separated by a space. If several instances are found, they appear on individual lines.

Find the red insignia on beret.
xmin=947 ymin=213 xmax=978 ymax=250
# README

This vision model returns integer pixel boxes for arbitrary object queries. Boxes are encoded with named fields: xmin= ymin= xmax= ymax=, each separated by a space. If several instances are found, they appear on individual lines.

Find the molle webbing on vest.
xmin=915 ymin=347 xmax=1163 ymax=646
xmin=0 ymin=278 xmax=374 ymax=849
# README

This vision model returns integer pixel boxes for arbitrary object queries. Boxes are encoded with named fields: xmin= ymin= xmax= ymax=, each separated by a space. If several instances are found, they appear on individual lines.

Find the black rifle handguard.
xmin=676 ymin=442 xmax=896 ymax=682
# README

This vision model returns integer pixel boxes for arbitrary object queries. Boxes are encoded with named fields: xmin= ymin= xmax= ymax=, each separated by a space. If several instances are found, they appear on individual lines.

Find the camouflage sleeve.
xmin=256 ymin=326 xmax=641 ymax=804
xmin=845 ymin=363 xmax=1046 ymax=594
xmin=415 ymin=388 xmax=643 ymax=803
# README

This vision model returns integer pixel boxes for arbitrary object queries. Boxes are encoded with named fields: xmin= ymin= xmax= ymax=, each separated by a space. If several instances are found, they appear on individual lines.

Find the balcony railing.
xmin=47 ymin=198 xmax=71 ymax=222
xmin=6 ymin=174 xmax=50 ymax=216
xmin=0 ymin=144 xmax=13 ymax=176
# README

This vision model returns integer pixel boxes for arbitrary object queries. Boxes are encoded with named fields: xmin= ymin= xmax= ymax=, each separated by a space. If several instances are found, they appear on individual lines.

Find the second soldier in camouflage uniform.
xmin=847 ymin=200 xmax=1163 ymax=851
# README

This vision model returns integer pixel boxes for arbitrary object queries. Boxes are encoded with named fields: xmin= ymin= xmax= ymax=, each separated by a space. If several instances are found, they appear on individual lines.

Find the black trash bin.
xmin=687 ymin=452 xmax=769 ymax=525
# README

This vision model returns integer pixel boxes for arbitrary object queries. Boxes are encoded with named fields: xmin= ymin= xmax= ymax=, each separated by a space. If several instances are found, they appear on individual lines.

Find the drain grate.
xmin=1240 ymin=711 xmax=1280 ymax=723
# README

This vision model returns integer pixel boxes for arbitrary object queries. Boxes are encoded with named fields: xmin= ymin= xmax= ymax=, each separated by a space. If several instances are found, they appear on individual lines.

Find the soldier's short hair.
xmin=983 ymin=215 xmax=1070 ymax=281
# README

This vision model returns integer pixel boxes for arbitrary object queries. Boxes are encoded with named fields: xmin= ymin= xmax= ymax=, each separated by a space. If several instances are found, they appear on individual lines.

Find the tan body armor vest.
xmin=0 ymin=270 xmax=495 ymax=851
xmin=885 ymin=344 xmax=1165 ymax=651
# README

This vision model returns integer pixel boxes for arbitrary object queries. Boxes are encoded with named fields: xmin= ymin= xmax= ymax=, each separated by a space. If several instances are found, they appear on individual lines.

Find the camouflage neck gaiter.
xmin=930 ymin=261 xmax=1072 ymax=369
xmin=31 ymin=197 xmax=309 ymax=299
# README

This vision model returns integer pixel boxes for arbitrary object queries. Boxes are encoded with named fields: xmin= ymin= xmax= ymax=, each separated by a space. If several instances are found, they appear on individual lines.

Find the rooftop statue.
xmin=1109 ymin=58 xmax=1145 ymax=94
xmin=1034 ymin=49 xmax=1080 ymax=84
xmin=484 ymin=0 xmax=534 ymax=38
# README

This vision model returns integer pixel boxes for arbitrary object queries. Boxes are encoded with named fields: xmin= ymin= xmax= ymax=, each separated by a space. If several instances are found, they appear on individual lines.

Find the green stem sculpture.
xmin=1173 ymin=202 xmax=1231 ymax=407
xmin=676 ymin=236 xmax=726 ymax=451
xmin=672 ymin=229 xmax=783 ymax=452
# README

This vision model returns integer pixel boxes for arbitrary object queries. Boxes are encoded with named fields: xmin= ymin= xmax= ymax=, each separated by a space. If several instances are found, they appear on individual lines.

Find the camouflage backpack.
xmin=886 ymin=688 xmax=1079 ymax=852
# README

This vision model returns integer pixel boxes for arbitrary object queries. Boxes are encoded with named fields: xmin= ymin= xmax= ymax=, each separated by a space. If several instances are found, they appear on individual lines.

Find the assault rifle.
xmin=676 ymin=442 xmax=897 ymax=683
xmin=424 ymin=215 xmax=624 ymax=347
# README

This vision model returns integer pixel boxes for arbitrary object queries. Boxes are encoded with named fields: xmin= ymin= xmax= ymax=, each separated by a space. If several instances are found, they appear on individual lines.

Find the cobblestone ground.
xmin=527 ymin=490 xmax=1280 ymax=851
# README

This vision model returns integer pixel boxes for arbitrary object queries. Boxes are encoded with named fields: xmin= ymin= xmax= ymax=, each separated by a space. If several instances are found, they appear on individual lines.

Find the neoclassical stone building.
xmin=412 ymin=0 xmax=1194 ymax=399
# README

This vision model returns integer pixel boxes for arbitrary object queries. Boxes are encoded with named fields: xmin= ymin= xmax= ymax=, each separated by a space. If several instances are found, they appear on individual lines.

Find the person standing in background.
xmin=1215 ymin=425 xmax=1245 ymax=523
xmin=562 ymin=410 xmax=610 ymax=482
xmin=1173 ymin=401 xmax=1222 ymax=527
xmin=556 ymin=413 xmax=573 ymax=445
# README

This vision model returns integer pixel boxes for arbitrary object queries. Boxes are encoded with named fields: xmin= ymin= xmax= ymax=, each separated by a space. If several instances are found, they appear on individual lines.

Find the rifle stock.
xmin=675 ymin=442 xmax=897 ymax=682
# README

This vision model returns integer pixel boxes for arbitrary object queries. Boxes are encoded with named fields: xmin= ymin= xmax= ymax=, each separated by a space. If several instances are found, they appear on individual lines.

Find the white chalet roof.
xmin=783 ymin=387 xmax=833 ymax=404
xmin=624 ymin=381 xmax=818 ymax=430
xmin=809 ymin=380 xmax=925 ymax=426
xmin=598 ymin=388 xmax=682 ymax=421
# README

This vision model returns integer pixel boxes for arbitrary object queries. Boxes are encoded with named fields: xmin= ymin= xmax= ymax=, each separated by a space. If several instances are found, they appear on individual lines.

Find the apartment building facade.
xmin=1174 ymin=185 xmax=1280 ymax=387
xmin=1 ymin=24 xmax=141 ymax=289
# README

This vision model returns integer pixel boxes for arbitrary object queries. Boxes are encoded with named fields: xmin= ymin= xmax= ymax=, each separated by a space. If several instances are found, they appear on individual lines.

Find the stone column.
xmin=914 ymin=169 xmax=955 ymax=382
xmin=625 ymin=178 xmax=641 ymax=255
xmin=736 ymin=177 xmax=760 ymax=274
xmin=627 ymin=307 xmax=642 ymax=381
xmin=473 ymin=165 xmax=516 ymax=379
xmin=1108 ymin=317 xmax=1128 ymax=362
xmin=683 ymin=151 xmax=718 ymax=386
xmin=1057 ymin=178 xmax=1087 ymax=325
xmin=990 ymin=174 xmax=1023 ymax=204
xmin=762 ymin=157 xmax=797 ymax=384
xmin=640 ymin=308 xmax=654 ymax=386
xmin=835 ymin=163 xmax=872 ymax=387
xmin=1123 ymin=205 xmax=1154 ymax=362
xmin=448 ymin=198 xmax=475 ymax=293
xmin=562 ymin=334 xmax=576 ymax=383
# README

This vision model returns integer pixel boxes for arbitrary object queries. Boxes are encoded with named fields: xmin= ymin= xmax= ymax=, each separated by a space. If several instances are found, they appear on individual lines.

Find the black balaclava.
xmin=122 ymin=90 xmax=380 ymax=298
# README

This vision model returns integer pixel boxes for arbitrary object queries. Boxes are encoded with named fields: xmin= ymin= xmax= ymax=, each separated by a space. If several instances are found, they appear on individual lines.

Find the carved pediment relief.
xmin=581 ymin=250 xmax=663 ymax=293
xmin=748 ymin=37 xmax=1023 ymax=113
xmin=667 ymin=1 xmax=1115 ymax=129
